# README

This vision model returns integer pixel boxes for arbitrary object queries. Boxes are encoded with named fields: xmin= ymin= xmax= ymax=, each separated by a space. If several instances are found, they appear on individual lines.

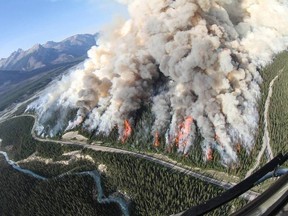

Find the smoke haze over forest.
xmin=28 ymin=0 xmax=288 ymax=165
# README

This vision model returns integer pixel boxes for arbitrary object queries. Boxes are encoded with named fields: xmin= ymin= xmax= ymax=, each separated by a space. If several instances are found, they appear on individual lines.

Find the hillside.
xmin=0 ymin=34 xmax=97 ymax=71
xmin=0 ymin=116 xmax=247 ymax=216
xmin=0 ymin=61 xmax=81 ymax=111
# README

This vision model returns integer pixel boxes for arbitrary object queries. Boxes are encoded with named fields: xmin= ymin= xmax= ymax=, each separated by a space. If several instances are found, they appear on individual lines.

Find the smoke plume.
xmin=27 ymin=0 xmax=288 ymax=165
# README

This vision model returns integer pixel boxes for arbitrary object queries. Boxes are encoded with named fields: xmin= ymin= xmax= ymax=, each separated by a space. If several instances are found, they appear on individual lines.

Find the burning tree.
xmin=28 ymin=0 xmax=288 ymax=166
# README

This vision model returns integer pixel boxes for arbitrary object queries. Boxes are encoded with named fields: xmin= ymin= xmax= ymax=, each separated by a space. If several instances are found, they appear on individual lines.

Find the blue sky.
xmin=0 ymin=0 xmax=128 ymax=58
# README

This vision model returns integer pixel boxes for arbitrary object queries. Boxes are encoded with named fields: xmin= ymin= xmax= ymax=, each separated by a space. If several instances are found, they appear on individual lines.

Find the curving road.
xmin=0 ymin=150 xmax=129 ymax=216
xmin=246 ymin=68 xmax=285 ymax=178
xmin=12 ymin=114 xmax=259 ymax=201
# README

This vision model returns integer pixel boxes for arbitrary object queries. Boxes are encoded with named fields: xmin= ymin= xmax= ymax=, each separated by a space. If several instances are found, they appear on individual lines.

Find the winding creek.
xmin=0 ymin=151 xmax=130 ymax=216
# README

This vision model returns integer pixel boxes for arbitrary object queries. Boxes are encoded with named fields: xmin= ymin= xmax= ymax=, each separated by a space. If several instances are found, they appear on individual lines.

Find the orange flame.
xmin=154 ymin=131 xmax=160 ymax=147
xmin=214 ymin=134 xmax=224 ymax=148
xmin=176 ymin=116 xmax=193 ymax=149
xmin=174 ymin=136 xmax=179 ymax=147
xmin=206 ymin=147 xmax=213 ymax=161
xmin=121 ymin=120 xmax=132 ymax=143
xmin=236 ymin=143 xmax=241 ymax=153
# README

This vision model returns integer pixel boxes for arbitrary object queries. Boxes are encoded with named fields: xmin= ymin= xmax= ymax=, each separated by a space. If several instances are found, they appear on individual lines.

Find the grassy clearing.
xmin=0 ymin=156 xmax=120 ymax=216
xmin=2 ymin=50 xmax=288 ymax=215
xmin=0 ymin=115 xmax=120 ymax=215
xmin=0 ymin=115 xmax=247 ymax=216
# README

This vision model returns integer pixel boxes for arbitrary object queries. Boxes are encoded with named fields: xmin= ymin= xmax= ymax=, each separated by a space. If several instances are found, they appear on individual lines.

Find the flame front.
xmin=27 ymin=0 xmax=288 ymax=166
xmin=236 ymin=143 xmax=241 ymax=153
xmin=206 ymin=147 xmax=213 ymax=161
xmin=176 ymin=116 xmax=193 ymax=152
xmin=121 ymin=120 xmax=132 ymax=143
xmin=154 ymin=131 xmax=160 ymax=147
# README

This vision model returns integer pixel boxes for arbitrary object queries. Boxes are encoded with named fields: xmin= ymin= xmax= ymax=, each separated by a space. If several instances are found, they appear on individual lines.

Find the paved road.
xmin=23 ymin=115 xmax=261 ymax=201
xmin=6 ymin=114 xmax=260 ymax=201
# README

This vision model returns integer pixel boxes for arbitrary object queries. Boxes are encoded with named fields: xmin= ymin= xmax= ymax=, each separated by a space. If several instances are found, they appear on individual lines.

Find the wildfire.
xmin=154 ymin=131 xmax=160 ymax=147
xmin=176 ymin=116 xmax=193 ymax=149
xmin=121 ymin=119 xmax=132 ymax=143
xmin=206 ymin=147 xmax=213 ymax=161
xmin=214 ymin=134 xmax=224 ymax=148
xmin=236 ymin=143 xmax=241 ymax=153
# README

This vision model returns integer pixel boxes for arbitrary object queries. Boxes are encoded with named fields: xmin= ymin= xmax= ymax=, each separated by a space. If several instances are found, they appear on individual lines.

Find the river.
xmin=0 ymin=151 xmax=130 ymax=216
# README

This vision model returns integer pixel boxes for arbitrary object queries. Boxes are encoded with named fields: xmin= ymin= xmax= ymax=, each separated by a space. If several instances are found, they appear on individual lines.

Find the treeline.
xmin=0 ymin=156 xmax=121 ymax=216
xmin=36 ymin=141 xmax=63 ymax=158
xmin=85 ymin=52 xmax=288 ymax=178
xmin=87 ymin=116 xmax=250 ymax=178
xmin=0 ymin=116 xmax=36 ymax=160
xmin=86 ymin=113 xmax=231 ymax=174
xmin=0 ymin=116 xmax=83 ymax=161
xmin=0 ymin=116 xmax=123 ymax=215
xmin=0 ymin=115 xmax=249 ymax=215
xmin=83 ymin=149 xmax=248 ymax=216
xmin=253 ymin=51 xmax=288 ymax=168
xmin=267 ymin=52 xmax=288 ymax=157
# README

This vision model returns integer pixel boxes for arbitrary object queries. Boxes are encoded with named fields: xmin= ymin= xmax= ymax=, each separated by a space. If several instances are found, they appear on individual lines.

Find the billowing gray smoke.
xmin=27 ymin=0 xmax=288 ymax=165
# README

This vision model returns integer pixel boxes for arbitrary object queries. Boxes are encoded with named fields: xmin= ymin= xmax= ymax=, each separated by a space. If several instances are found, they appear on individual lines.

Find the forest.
xmin=0 ymin=116 xmax=83 ymax=161
xmin=76 ymin=51 xmax=288 ymax=179
xmin=81 ymin=149 xmax=248 ymax=216
xmin=266 ymin=53 xmax=288 ymax=156
xmin=0 ymin=115 xmax=248 ymax=215
xmin=0 ymin=155 xmax=121 ymax=216
xmin=2 ymin=51 xmax=288 ymax=215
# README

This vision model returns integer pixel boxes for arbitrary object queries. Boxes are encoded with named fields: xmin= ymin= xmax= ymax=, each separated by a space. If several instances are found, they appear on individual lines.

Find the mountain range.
xmin=0 ymin=34 xmax=97 ymax=71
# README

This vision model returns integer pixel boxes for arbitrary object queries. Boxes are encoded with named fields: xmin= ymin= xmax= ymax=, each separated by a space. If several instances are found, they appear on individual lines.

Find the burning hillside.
xmin=27 ymin=0 xmax=288 ymax=165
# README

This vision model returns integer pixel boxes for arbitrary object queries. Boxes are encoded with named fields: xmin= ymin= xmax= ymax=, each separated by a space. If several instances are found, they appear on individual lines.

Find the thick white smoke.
xmin=27 ymin=0 xmax=288 ymax=165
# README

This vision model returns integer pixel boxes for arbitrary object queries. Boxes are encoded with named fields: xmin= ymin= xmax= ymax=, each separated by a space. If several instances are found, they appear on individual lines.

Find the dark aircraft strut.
xmin=181 ymin=153 xmax=288 ymax=216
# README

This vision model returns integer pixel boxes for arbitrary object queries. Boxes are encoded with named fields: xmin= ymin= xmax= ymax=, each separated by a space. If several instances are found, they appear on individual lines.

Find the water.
xmin=0 ymin=151 xmax=46 ymax=180
xmin=0 ymin=151 xmax=130 ymax=216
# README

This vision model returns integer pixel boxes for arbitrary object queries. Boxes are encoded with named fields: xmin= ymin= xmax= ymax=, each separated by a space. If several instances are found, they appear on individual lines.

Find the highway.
xmin=12 ymin=114 xmax=258 ymax=201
